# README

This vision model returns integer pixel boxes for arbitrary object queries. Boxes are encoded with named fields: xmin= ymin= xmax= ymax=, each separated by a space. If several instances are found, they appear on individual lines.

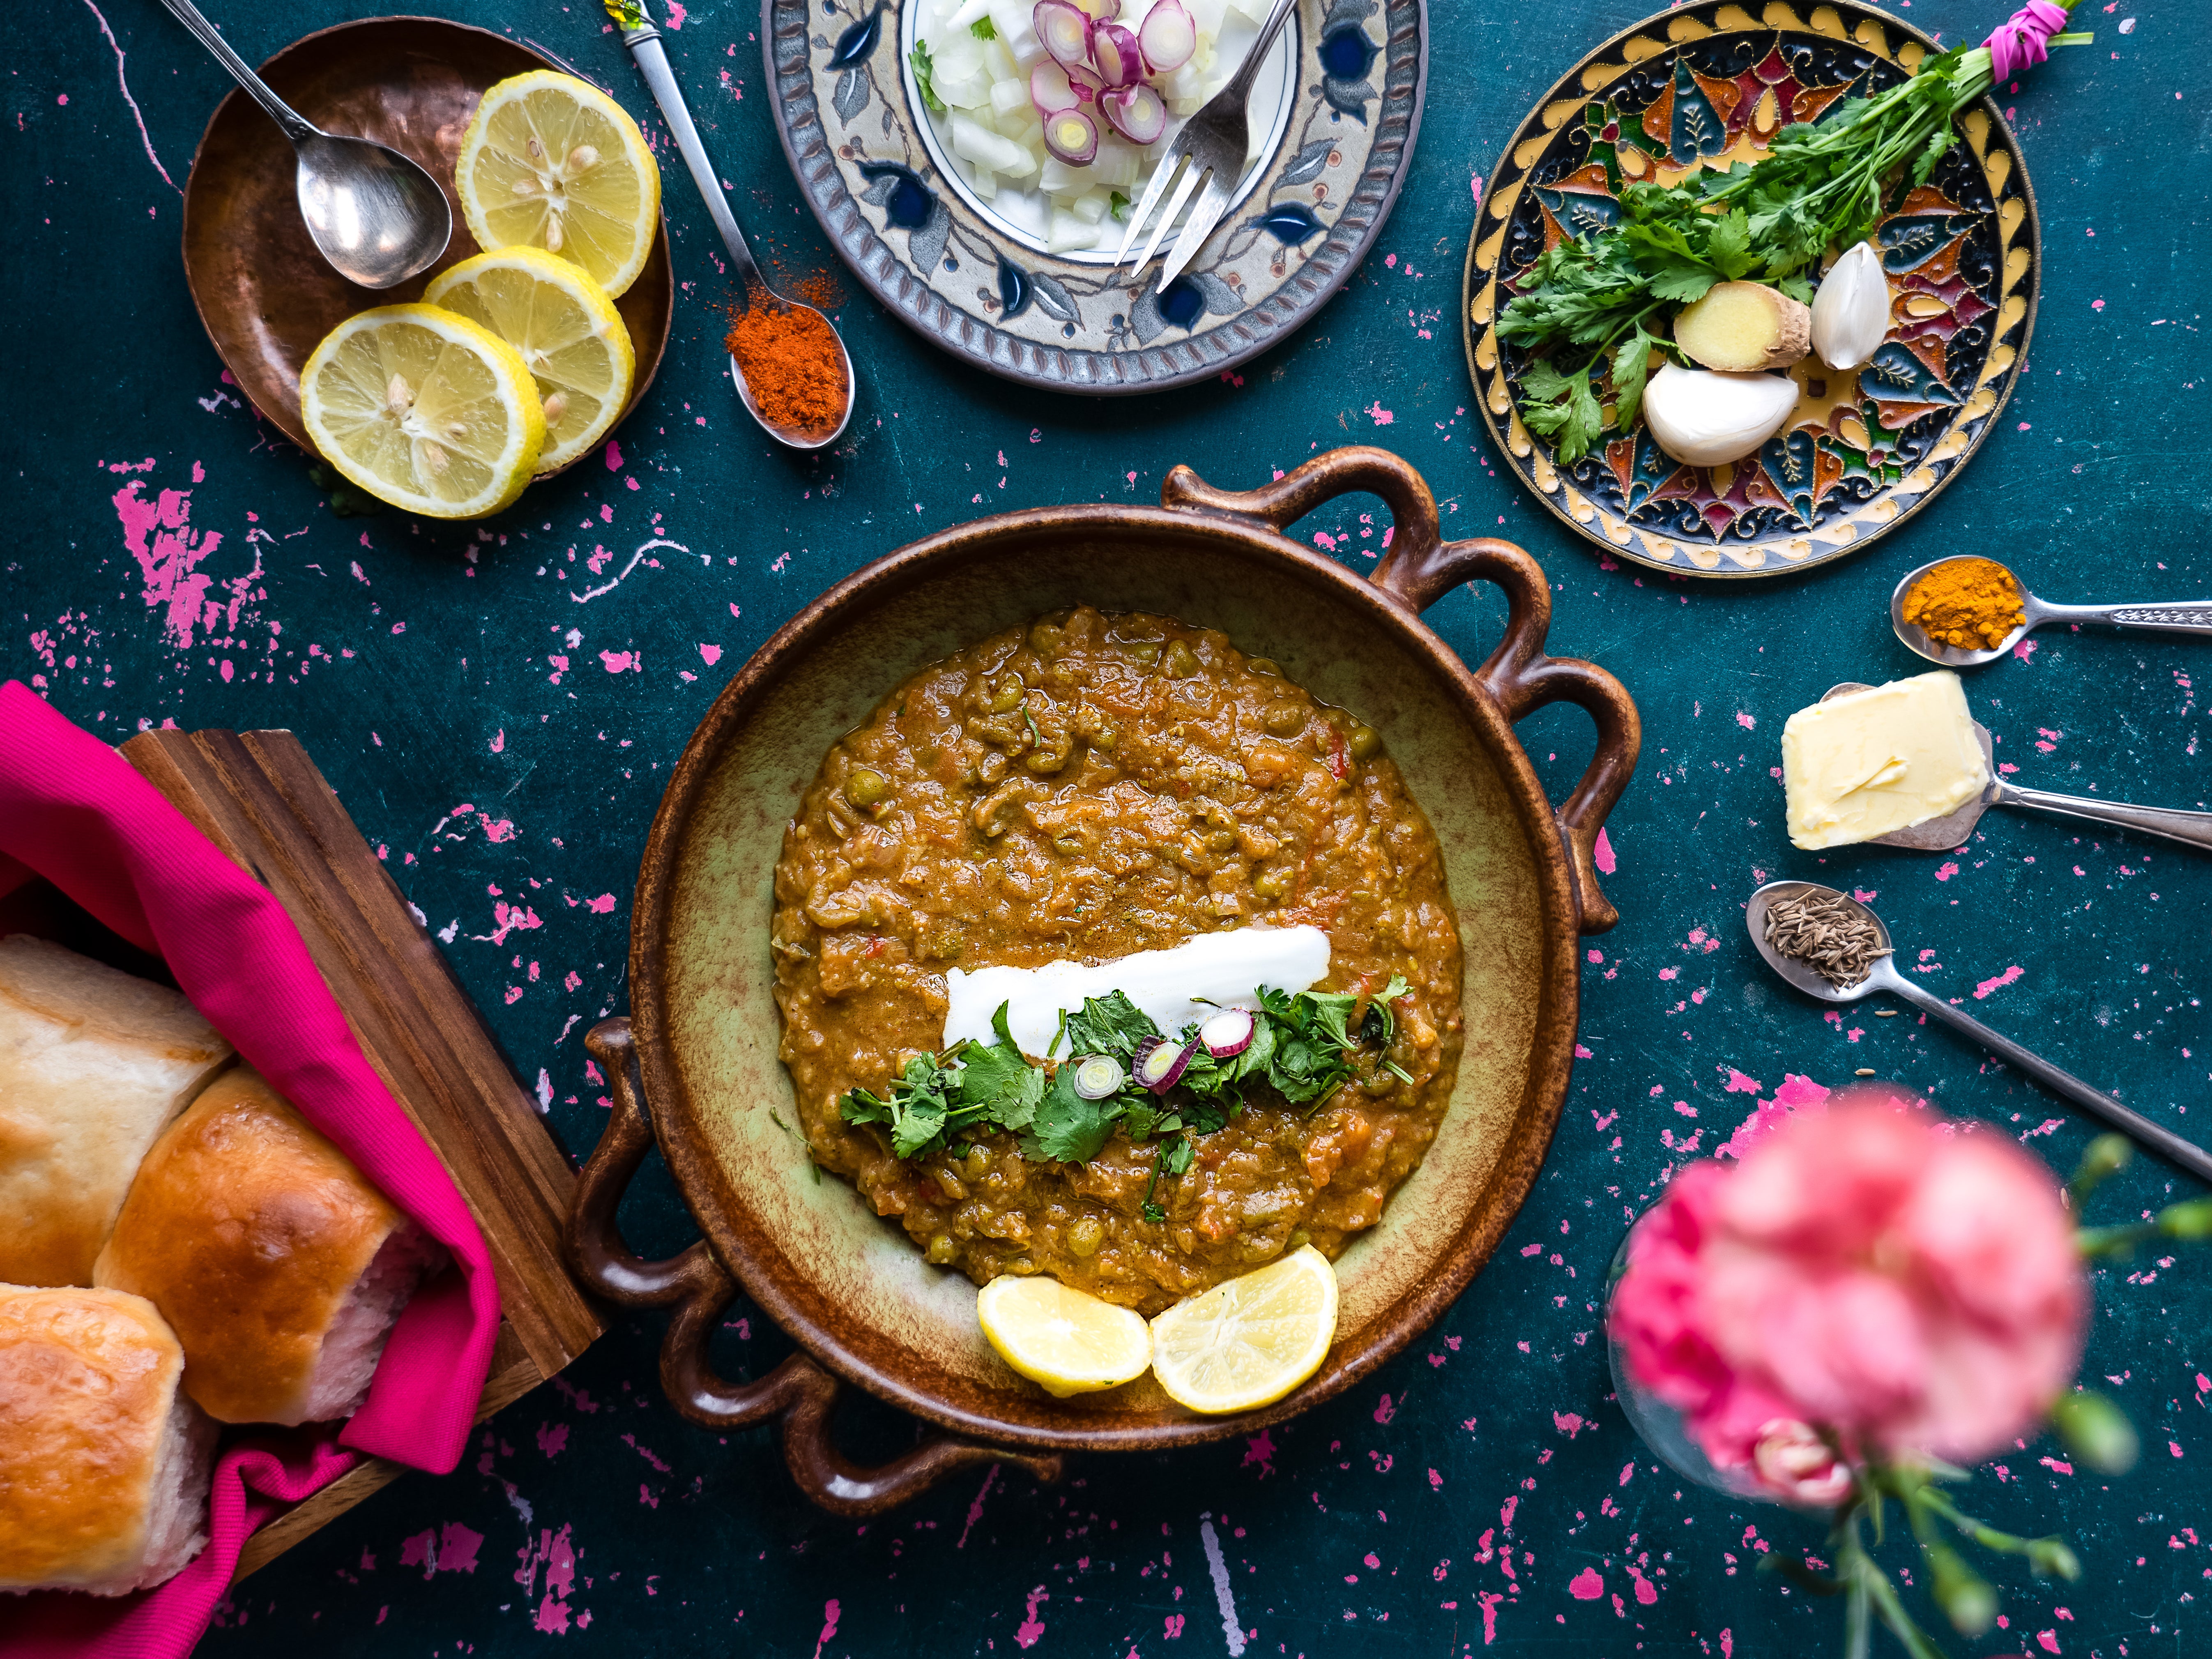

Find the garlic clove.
xmin=1640 ymin=363 xmax=1800 ymax=468
xmin=1810 ymin=240 xmax=1890 ymax=372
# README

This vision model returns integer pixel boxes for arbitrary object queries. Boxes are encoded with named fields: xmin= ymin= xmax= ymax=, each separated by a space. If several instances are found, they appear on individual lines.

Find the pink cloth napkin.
xmin=0 ymin=682 xmax=502 ymax=1658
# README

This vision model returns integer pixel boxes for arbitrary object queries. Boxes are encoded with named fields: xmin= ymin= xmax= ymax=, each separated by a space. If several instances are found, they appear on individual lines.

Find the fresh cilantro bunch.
xmin=838 ymin=979 xmax=1416 ymax=1220
xmin=1498 ymin=21 xmax=2080 ymax=466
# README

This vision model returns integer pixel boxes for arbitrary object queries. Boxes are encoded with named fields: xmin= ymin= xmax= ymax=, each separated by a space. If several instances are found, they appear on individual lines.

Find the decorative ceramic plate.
xmin=180 ymin=18 xmax=672 ymax=477
xmin=765 ymin=0 xmax=1426 ymax=391
xmin=1459 ymin=0 xmax=2039 ymax=578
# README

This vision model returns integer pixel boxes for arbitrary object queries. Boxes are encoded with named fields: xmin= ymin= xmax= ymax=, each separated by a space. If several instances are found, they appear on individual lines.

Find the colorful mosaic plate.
xmin=1459 ymin=0 xmax=2040 ymax=578
xmin=765 ymin=0 xmax=1426 ymax=392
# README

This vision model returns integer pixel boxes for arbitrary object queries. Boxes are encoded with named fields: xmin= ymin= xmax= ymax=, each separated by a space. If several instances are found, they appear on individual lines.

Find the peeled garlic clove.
xmin=1640 ymin=363 xmax=1800 ymax=468
xmin=1810 ymin=240 xmax=1889 ymax=372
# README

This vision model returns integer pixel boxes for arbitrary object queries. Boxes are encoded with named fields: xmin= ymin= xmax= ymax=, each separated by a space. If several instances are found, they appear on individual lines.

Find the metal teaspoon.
xmin=610 ymin=0 xmax=854 ymax=450
xmin=1745 ymin=880 xmax=2212 ymax=1182
xmin=1821 ymin=682 xmax=2212 ymax=854
xmin=151 ymin=0 xmax=450 ymax=288
xmin=1892 ymin=556 xmax=2212 ymax=668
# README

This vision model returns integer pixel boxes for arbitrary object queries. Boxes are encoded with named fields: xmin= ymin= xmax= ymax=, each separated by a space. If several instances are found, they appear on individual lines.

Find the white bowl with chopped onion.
xmin=900 ymin=0 xmax=1296 ymax=260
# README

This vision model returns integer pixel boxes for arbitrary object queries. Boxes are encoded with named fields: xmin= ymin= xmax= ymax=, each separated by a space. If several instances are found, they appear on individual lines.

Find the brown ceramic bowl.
xmin=180 ymin=17 xmax=672 ymax=476
xmin=566 ymin=447 xmax=1641 ymax=1513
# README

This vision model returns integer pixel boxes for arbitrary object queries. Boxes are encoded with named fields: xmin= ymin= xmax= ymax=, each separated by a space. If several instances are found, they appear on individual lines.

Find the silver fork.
xmin=1112 ymin=0 xmax=1301 ymax=291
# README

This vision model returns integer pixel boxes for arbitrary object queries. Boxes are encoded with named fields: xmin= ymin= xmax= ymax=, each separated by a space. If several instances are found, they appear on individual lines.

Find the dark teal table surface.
xmin=6 ymin=0 xmax=2208 ymax=1652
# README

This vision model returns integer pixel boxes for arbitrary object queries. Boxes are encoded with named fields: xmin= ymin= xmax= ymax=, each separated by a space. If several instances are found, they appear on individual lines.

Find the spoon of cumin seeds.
xmin=1744 ymin=880 xmax=2212 ymax=1182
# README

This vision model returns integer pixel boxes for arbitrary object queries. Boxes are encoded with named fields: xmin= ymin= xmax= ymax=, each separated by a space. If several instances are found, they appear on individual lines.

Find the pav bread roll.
xmin=0 ymin=934 xmax=235 ymax=1287
xmin=0 ymin=1284 xmax=216 ymax=1595
xmin=95 ymin=1067 xmax=444 ymax=1426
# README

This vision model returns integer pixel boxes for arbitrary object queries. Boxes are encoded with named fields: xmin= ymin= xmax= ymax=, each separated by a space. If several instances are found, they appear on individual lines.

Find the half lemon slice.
xmin=424 ymin=248 xmax=635 ymax=474
xmin=299 ymin=304 xmax=545 ymax=520
xmin=977 ymin=1275 xmax=1151 ymax=1399
xmin=456 ymin=70 xmax=661 ymax=298
xmin=1146 ymin=1244 xmax=1339 ymax=1415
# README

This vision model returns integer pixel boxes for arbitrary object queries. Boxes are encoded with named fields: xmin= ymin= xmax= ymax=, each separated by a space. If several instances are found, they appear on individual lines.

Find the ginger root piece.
xmin=1673 ymin=282 xmax=1812 ymax=373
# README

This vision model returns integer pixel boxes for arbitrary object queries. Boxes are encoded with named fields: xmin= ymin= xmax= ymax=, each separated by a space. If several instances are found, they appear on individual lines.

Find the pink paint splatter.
xmin=1593 ymin=826 xmax=1617 ymax=875
xmin=1476 ymin=1590 xmax=1503 ymax=1643
xmin=114 ymin=481 xmax=226 ymax=649
xmin=1568 ymin=1567 xmax=1604 ymax=1600
xmin=1973 ymin=965 xmax=2024 ymax=999
xmin=1242 ymin=1429 xmax=1277 ymax=1477
xmin=958 ymin=1464 xmax=1000 ymax=1547
xmin=585 ymin=892 xmax=617 ymax=914
xmin=663 ymin=0 xmax=686 ymax=25
xmin=1735 ymin=710 xmax=1755 ymax=729
xmin=536 ymin=1422 xmax=569 ymax=1458
xmin=76 ymin=0 xmax=179 ymax=190
xmin=1934 ymin=862 xmax=1960 ymax=882
xmin=1374 ymin=1393 xmax=1396 ymax=1424
xmin=1015 ymin=1585 xmax=1050 ymax=1648
xmin=1723 ymin=1068 xmax=1763 ymax=1094
xmin=600 ymin=650 xmax=639 ymax=673
xmin=1553 ymin=1412 xmax=1585 ymax=1437
xmin=811 ymin=1599 xmax=839 ymax=1659
xmin=2015 ymin=638 xmax=2039 ymax=663
xmin=437 ymin=1523 xmax=483 ymax=1574
xmin=1365 ymin=402 xmax=1394 ymax=425
xmin=699 ymin=643 xmax=723 ymax=665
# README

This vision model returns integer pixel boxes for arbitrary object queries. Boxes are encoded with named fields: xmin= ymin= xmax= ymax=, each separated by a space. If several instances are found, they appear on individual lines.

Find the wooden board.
xmin=118 ymin=728 xmax=605 ymax=1582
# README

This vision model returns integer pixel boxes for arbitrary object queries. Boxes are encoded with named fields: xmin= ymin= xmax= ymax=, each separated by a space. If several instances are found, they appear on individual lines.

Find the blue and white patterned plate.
xmin=764 ymin=0 xmax=1427 ymax=392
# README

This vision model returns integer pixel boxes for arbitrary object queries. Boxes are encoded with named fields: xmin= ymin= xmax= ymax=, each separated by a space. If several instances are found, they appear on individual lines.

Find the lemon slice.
xmin=424 ymin=248 xmax=635 ymax=474
xmin=977 ymin=1275 xmax=1151 ymax=1399
xmin=456 ymin=70 xmax=661 ymax=298
xmin=299 ymin=304 xmax=546 ymax=520
xmin=1147 ymin=1245 xmax=1338 ymax=1415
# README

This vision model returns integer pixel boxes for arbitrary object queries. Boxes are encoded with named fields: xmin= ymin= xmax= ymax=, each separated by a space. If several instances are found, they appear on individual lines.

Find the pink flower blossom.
xmin=1611 ymin=1097 xmax=2085 ymax=1494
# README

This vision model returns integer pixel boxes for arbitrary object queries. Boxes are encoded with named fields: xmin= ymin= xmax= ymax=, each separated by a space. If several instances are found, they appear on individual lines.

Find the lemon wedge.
xmin=1146 ymin=1245 xmax=1338 ymax=1415
xmin=424 ymin=248 xmax=635 ymax=474
xmin=299 ymin=304 xmax=545 ymax=520
xmin=456 ymin=70 xmax=660 ymax=298
xmin=977 ymin=1275 xmax=1151 ymax=1399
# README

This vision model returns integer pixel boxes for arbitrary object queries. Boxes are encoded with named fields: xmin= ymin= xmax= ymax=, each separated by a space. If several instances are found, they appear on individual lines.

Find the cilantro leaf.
xmin=841 ymin=1050 xmax=963 ymax=1159
xmin=970 ymin=14 xmax=996 ymax=37
xmin=910 ymin=43 xmax=945 ymax=113
xmin=1703 ymin=209 xmax=1756 ymax=279
xmin=957 ymin=1002 xmax=1045 ymax=1131
xmin=1517 ymin=361 xmax=1604 ymax=465
xmin=1608 ymin=327 xmax=1657 ymax=437
xmin=1024 ymin=1063 xmax=1123 ymax=1164
xmin=1061 ymin=991 xmax=1160 ymax=1062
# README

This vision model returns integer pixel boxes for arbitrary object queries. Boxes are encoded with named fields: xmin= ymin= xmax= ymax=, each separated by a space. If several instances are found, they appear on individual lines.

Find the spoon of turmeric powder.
xmin=610 ymin=0 xmax=853 ymax=449
xmin=1890 ymin=555 xmax=2212 ymax=668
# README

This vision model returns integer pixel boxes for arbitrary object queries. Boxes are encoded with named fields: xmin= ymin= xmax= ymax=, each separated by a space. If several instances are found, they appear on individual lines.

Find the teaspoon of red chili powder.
xmin=725 ymin=288 xmax=849 ymax=442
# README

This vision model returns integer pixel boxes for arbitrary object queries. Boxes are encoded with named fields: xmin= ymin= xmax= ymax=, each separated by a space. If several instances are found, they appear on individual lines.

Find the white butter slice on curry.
xmin=1781 ymin=670 xmax=1989 ymax=850
xmin=943 ymin=925 xmax=1333 ymax=1057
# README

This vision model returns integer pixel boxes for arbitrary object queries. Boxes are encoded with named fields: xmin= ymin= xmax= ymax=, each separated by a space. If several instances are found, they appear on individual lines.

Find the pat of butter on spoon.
xmin=1786 ymin=677 xmax=2212 ymax=854
xmin=944 ymin=926 xmax=1331 ymax=1057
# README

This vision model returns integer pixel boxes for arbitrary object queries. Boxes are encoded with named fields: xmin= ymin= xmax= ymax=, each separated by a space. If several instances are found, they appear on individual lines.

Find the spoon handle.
xmin=1883 ymin=974 xmax=2212 ymax=1184
xmin=1998 ymin=782 xmax=2212 ymax=852
xmin=150 ymin=0 xmax=316 ymax=144
xmin=616 ymin=12 xmax=766 ymax=293
xmin=2043 ymin=599 xmax=2212 ymax=637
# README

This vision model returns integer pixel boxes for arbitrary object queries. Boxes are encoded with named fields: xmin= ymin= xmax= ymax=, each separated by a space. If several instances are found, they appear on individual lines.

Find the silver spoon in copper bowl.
xmin=150 ymin=0 xmax=450 ymax=288
xmin=1892 ymin=556 xmax=2212 ymax=668
xmin=1745 ymin=879 xmax=2212 ymax=1182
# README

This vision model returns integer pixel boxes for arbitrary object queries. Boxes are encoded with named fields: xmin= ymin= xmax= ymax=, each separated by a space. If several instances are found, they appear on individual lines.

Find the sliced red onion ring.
xmin=1198 ymin=1007 xmax=1254 ymax=1058
xmin=1040 ymin=108 xmax=1099 ymax=164
xmin=1100 ymin=81 xmax=1165 ymax=144
xmin=1072 ymin=1054 xmax=1126 ymax=1100
xmin=1068 ymin=63 xmax=1103 ymax=102
xmin=1030 ymin=60 xmax=1080 ymax=115
xmin=1137 ymin=0 xmax=1195 ymax=73
xmin=1133 ymin=1033 xmax=1196 ymax=1094
xmin=1089 ymin=21 xmax=1144 ymax=88
xmin=1032 ymin=0 xmax=1094 ymax=71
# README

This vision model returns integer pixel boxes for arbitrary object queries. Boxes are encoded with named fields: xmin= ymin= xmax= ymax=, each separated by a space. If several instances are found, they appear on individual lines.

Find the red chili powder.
xmin=724 ymin=288 xmax=847 ymax=439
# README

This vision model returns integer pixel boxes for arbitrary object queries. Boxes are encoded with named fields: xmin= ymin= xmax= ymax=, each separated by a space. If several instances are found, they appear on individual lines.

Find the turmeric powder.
xmin=1900 ymin=558 xmax=2025 ymax=651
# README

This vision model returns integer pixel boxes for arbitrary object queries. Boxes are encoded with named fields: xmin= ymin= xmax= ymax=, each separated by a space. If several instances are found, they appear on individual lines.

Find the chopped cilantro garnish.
xmin=970 ymin=15 xmax=996 ymax=37
xmin=910 ymin=42 xmax=945 ymax=113
xmin=1109 ymin=191 xmax=1130 ymax=223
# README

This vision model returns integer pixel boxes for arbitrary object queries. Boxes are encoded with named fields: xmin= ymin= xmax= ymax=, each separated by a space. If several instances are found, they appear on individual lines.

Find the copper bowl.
xmin=566 ymin=447 xmax=1641 ymax=1512
xmin=180 ymin=16 xmax=672 ymax=475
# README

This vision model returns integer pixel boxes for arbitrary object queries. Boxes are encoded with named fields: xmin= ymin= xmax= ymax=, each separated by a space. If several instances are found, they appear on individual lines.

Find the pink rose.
xmin=1610 ymin=1095 xmax=2086 ymax=1494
